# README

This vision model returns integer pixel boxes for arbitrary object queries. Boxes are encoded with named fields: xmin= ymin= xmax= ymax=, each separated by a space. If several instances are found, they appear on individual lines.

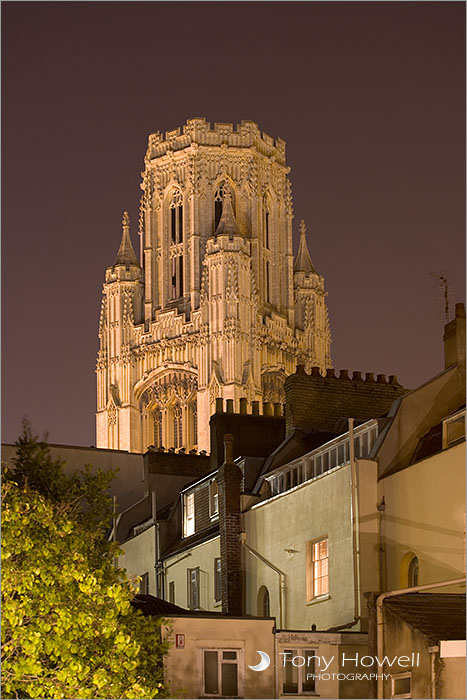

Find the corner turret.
xmin=115 ymin=212 xmax=139 ymax=267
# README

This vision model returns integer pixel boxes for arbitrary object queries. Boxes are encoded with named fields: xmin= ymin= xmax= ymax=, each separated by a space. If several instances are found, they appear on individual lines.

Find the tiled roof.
xmin=131 ymin=594 xmax=191 ymax=616
xmin=384 ymin=593 xmax=466 ymax=643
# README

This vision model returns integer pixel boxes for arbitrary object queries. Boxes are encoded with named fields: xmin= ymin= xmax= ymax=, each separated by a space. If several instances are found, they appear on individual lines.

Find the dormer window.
xmin=209 ymin=480 xmax=219 ymax=518
xmin=183 ymin=492 xmax=195 ymax=537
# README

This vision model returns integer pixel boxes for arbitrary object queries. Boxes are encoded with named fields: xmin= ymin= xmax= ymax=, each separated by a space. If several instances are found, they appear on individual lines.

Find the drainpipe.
xmin=242 ymin=540 xmax=286 ymax=629
xmin=377 ymin=497 xmax=386 ymax=592
xmin=376 ymin=577 xmax=466 ymax=699
xmin=349 ymin=418 xmax=362 ymax=622
xmin=162 ymin=552 xmax=193 ymax=599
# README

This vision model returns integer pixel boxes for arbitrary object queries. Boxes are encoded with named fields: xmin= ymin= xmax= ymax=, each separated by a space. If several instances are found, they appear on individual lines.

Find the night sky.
xmin=2 ymin=2 xmax=465 ymax=446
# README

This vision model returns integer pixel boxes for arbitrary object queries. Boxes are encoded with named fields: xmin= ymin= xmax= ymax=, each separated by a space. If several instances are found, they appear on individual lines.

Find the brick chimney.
xmin=444 ymin=303 xmax=466 ymax=370
xmin=216 ymin=434 xmax=243 ymax=615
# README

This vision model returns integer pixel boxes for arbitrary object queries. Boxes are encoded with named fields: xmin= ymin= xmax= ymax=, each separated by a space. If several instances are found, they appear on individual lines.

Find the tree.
xmin=1 ymin=423 xmax=170 ymax=699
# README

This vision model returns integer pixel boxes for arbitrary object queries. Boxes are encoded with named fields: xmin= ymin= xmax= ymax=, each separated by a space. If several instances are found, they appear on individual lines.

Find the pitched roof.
xmin=115 ymin=211 xmax=139 ymax=266
xmin=384 ymin=593 xmax=466 ymax=643
xmin=131 ymin=594 xmax=191 ymax=616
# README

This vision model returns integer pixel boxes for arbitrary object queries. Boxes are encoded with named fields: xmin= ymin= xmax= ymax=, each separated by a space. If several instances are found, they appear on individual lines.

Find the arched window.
xmin=264 ymin=198 xmax=271 ymax=249
xmin=214 ymin=182 xmax=235 ymax=231
xmin=170 ymin=189 xmax=183 ymax=244
xmin=257 ymin=585 xmax=270 ymax=617
xmin=153 ymin=409 xmax=163 ymax=448
xmin=408 ymin=556 xmax=419 ymax=587
xmin=173 ymin=403 xmax=183 ymax=449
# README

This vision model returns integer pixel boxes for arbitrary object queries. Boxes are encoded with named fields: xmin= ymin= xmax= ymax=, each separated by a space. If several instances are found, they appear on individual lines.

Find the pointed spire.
xmin=294 ymin=220 xmax=317 ymax=274
xmin=114 ymin=211 xmax=139 ymax=266
xmin=214 ymin=190 xmax=241 ymax=237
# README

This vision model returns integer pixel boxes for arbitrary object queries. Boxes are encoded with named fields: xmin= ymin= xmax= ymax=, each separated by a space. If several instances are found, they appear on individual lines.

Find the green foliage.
xmin=1 ymin=422 xmax=170 ymax=699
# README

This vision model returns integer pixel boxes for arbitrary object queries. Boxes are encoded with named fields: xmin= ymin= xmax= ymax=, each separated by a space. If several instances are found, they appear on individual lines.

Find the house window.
xmin=214 ymin=557 xmax=222 ymax=602
xmin=210 ymin=480 xmax=219 ymax=517
xmin=391 ymin=672 xmax=412 ymax=698
xmin=187 ymin=567 xmax=200 ymax=609
xmin=307 ymin=537 xmax=329 ymax=600
xmin=443 ymin=409 xmax=466 ymax=448
xmin=173 ymin=403 xmax=183 ymax=448
xmin=203 ymin=649 xmax=240 ymax=697
xmin=183 ymin=492 xmax=195 ymax=537
xmin=257 ymin=585 xmax=270 ymax=617
xmin=169 ymin=581 xmax=175 ymax=604
xmin=139 ymin=572 xmax=149 ymax=595
xmin=282 ymin=649 xmax=316 ymax=694
xmin=408 ymin=556 xmax=419 ymax=587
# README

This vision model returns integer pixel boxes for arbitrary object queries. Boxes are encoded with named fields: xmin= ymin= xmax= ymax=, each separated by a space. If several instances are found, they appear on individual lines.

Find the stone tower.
xmin=96 ymin=118 xmax=332 ymax=452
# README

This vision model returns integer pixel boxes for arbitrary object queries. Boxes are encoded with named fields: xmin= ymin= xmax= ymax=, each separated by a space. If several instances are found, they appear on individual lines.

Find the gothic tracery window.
xmin=169 ymin=190 xmax=184 ymax=300
xmin=153 ymin=409 xmax=163 ymax=448
xmin=173 ymin=403 xmax=183 ymax=449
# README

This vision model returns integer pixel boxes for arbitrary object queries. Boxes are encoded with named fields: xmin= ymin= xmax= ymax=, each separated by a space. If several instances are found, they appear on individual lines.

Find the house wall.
xmin=380 ymin=442 xmax=466 ymax=591
xmin=439 ymin=656 xmax=466 ymax=699
xmin=162 ymin=616 xmax=275 ymax=699
xmin=118 ymin=525 xmax=156 ymax=594
xmin=242 ymin=460 xmax=379 ymax=631
xmin=164 ymin=536 xmax=221 ymax=611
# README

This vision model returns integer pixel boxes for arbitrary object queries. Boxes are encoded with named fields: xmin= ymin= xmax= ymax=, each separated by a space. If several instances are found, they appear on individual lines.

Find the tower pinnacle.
xmin=294 ymin=219 xmax=316 ymax=274
xmin=114 ymin=211 xmax=139 ymax=266
xmin=214 ymin=190 xmax=241 ymax=237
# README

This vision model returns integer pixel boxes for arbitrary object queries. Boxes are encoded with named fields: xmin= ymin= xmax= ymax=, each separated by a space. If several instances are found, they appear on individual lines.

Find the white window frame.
xmin=209 ymin=479 xmax=219 ymax=519
xmin=306 ymin=537 xmax=329 ymax=602
xmin=199 ymin=647 xmax=243 ymax=698
xmin=183 ymin=492 xmax=195 ymax=537
xmin=187 ymin=566 xmax=200 ymax=610
xmin=281 ymin=647 xmax=317 ymax=696
xmin=391 ymin=671 xmax=412 ymax=699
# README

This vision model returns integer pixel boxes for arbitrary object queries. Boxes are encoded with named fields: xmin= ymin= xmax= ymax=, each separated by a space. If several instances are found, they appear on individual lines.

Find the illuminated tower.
xmin=96 ymin=119 xmax=332 ymax=452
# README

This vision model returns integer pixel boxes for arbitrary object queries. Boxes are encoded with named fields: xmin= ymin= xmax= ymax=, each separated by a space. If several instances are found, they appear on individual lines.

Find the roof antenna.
xmin=430 ymin=271 xmax=454 ymax=323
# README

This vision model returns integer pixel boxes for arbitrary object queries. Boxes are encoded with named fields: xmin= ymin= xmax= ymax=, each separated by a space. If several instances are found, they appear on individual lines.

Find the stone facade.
xmin=96 ymin=119 xmax=332 ymax=453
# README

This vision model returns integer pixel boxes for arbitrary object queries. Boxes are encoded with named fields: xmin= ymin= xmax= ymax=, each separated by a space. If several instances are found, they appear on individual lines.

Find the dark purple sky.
xmin=2 ymin=2 xmax=465 ymax=446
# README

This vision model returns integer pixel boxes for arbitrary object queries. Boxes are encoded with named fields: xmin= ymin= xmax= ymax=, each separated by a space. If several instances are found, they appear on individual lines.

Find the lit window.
xmin=187 ymin=567 xmax=200 ymax=610
xmin=209 ymin=480 xmax=219 ymax=518
xmin=307 ymin=537 xmax=329 ymax=601
xmin=391 ymin=672 xmax=411 ymax=699
xmin=183 ymin=492 xmax=195 ymax=537
xmin=203 ymin=649 xmax=240 ymax=697
xmin=214 ymin=558 xmax=222 ymax=603
xmin=282 ymin=648 xmax=316 ymax=694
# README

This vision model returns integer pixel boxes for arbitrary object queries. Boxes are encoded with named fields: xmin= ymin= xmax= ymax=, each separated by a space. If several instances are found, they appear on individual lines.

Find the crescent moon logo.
xmin=248 ymin=650 xmax=271 ymax=672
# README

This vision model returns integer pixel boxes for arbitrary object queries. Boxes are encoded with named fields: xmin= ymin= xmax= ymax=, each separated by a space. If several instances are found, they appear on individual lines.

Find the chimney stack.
xmin=444 ymin=303 xmax=466 ymax=370
xmin=216 ymin=434 xmax=243 ymax=616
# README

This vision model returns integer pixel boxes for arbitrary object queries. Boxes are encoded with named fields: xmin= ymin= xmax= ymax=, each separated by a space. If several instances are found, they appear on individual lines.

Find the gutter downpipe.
xmin=242 ymin=541 xmax=286 ymax=629
xmin=428 ymin=645 xmax=439 ymax=699
xmin=349 ymin=418 xmax=362 ymax=624
xmin=376 ymin=577 xmax=466 ymax=699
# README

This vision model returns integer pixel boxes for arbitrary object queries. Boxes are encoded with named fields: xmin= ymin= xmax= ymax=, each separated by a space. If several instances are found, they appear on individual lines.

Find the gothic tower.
xmin=96 ymin=119 xmax=332 ymax=453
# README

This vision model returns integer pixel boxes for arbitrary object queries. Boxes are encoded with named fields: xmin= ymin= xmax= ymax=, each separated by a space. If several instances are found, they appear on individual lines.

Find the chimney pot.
xmin=388 ymin=375 xmax=398 ymax=384
xmin=311 ymin=366 xmax=321 ymax=377
xmin=263 ymin=402 xmax=273 ymax=416
xmin=239 ymin=398 xmax=248 ymax=414
xmin=365 ymin=372 xmax=375 ymax=382
xmin=326 ymin=368 xmax=336 ymax=378
xmin=226 ymin=399 xmax=234 ymax=414
xmin=251 ymin=401 xmax=260 ymax=416
xmin=377 ymin=374 xmax=386 ymax=383
xmin=215 ymin=397 xmax=224 ymax=413
xmin=273 ymin=402 xmax=282 ymax=417
xmin=339 ymin=369 xmax=349 ymax=379
xmin=296 ymin=364 xmax=306 ymax=374
xmin=352 ymin=371 xmax=362 ymax=381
